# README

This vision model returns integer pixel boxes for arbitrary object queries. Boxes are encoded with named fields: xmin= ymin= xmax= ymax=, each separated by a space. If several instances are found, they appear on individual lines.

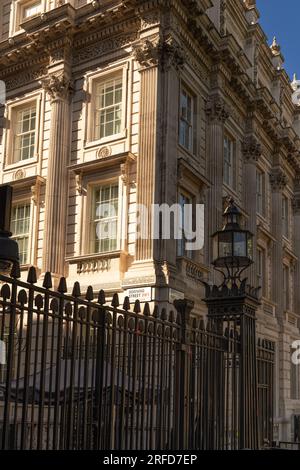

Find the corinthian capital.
xmin=242 ymin=135 xmax=262 ymax=163
xmin=205 ymin=96 xmax=230 ymax=124
xmin=41 ymin=72 xmax=73 ymax=102
xmin=132 ymin=35 xmax=185 ymax=71
xmin=270 ymin=169 xmax=287 ymax=192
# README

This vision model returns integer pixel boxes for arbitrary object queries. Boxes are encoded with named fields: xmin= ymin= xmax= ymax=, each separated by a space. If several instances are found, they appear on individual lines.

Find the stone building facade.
xmin=1 ymin=0 xmax=300 ymax=441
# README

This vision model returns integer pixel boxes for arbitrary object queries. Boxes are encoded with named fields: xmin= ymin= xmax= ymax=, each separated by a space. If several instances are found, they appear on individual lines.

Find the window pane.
xmin=11 ymin=203 xmax=31 ymax=265
xmin=179 ymin=88 xmax=193 ymax=152
xmin=95 ymin=76 xmax=123 ymax=139
xmin=14 ymin=105 xmax=36 ymax=162
xmin=91 ymin=184 xmax=119 ymax=254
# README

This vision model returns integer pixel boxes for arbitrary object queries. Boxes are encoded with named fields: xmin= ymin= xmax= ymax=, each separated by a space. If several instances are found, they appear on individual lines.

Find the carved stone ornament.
xmin=205 ymin=96 xmax=230 ymax=123
xmin=242 ymin=135 xmax=262 ymax=163
xmin=40 ymin=72 xmax=73 ymax=102
xmin=14 ymin=169 xmax=26 ymax=180
xmin=292 ymin=196 xmax=300 ymax=215
xmin=269 ymin=169 xmax=287 ymax=191
xmin=97 ymin=146 xmax=112 ymax=159
xmin=132 ymin=36 xmax=185 ymax=71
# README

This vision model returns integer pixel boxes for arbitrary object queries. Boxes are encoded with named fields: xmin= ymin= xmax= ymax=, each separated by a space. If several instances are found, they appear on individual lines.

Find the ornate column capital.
xmin=270 ymin=169 xmax=287 ymax=192
xmin=41 ymin=72 xmax=73 ymax=102
xmin=205 ymin=96 xmax=230 ymax=124
xmin=242 ymin=135 xmax=262 ymax=163
xmin=132 ymin=35 xmax=185 ymax=72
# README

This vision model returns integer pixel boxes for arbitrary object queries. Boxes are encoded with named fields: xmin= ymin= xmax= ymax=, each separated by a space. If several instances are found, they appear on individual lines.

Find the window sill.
xmin=178 ymin=143 xmax=197 ymax=160
xmin=84 ymin=131 xmax=127 ymax=150
xmin=4 ymin=157 xmax=38 ymax=171
xmin=67 ymin=251 xmax=122 ymax=263
xmin=223 ymin=182 xmax=238 ymax=197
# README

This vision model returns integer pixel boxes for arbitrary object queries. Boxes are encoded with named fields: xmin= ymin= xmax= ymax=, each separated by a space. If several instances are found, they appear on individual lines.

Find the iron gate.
xmin=0 ymin=268 xmax=275 ymax=450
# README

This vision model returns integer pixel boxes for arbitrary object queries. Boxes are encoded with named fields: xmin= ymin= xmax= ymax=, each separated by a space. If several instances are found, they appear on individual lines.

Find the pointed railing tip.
xmin=143 ymin=302 xmax=150 ymax=316
xmin=85 ymin=285 xmax=94 ymax=301
xmin=153 ymin=305 xmax=159 ymax=318
xmin=11 ymin=262 xmax=21 ymax=279
xmin=43 ymin=272 xmax=52 ymax=289
xmin=98 ymin=289 xmax=106 ymax=305
xmin=123 ymin=296 xmax=130 ymax=311
xmin=58 ymin=277 xmax=67 ymax=293
xmin=111 ymin=293 xmax=120 ymax=308
xmin=27 ymin=266 xmax=37 ymax=284
xmin=133 ymin=299 xmax=141 ymax=314
xmin=72 ymin=281 xmax=81 ymax=298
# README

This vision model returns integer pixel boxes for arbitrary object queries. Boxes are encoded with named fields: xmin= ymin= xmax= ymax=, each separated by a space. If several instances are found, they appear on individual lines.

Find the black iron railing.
xmin=0 ymin=267 xmax=275 ymax=450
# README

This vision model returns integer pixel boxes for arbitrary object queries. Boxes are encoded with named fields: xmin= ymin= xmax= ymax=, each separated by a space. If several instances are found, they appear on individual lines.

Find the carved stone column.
xmin=293 ymin=174 xmax=300 ymax=314
xmin=205 ymin=96 xmax=229 ymax=271
xmin=133 ymin=36 xmax=184 ymax=263
xmin=41 ymin=72 xmax=72 ymax=279
xmin=270 ymin=168 xmax=287 ymax=321
xmin=242 ymin=135 xmax=261 ymax=286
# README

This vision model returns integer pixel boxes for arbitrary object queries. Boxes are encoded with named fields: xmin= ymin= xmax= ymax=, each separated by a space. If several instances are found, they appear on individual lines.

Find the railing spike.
xmin=161 ymin=308 xmax=168 ymax=321
xmin=123 ymin=296 xmax=131 ymax=311
xmin=72 ymin=281 xmax=81 ymax=298
xmin=11 ymin=262 xmax=20 ymax=279
xmin=143 ymin=302 xmax=151 ymax=316
xmin=111 ymin=293 xmax=120 ymax=308
xmin=43 ymin=272 xmax=52 ymax=289
xmin=86 ymin=285 xmax=94 ymax=301
xmin=58 ymin=277 xmax=67 ymax=293
xmin=134 ymin=299 xmax=141 ymax=314
xmin=27 ymin=266 xmax=37 ymax=284
xmin=98 ymin=289 xmax=106 ymax=305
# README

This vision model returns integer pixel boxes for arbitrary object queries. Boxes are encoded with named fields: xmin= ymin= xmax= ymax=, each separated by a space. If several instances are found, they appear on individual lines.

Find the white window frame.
xmin=11 ymin=199 xmax=33 ymax=266
xmin=177 ymin=190 xmax=195 ymax=260
xmin=223 ymin=134 xmax=235 ymax=189
xmin=84 ymin=65 xmax=128 ymax=148
xmin=283 ymin=264 xmax=290 ymax=311
xmin=256 ymin=168 xmax=265 ymax=216
xmin=4 ymin=94 xmax=42 ymax=169
xmin=81 ymin=177 xmax=124 ymax=256
xmin=10 ymin=0 xmax=46 ymax=35
xmin=179 ymin=85 xmax=195 ymax=153
xmin=257 ymin=247 xmax=266 ymax=297
xmin=282 ymin=195 xmax=289 ymax=239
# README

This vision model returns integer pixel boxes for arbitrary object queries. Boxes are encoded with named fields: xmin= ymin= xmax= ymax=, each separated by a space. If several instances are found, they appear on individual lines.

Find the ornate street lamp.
xmin=0 ymin=185 xmax=19 ymax=276
xmin=212 ymin=198 xmax=253 ymax=286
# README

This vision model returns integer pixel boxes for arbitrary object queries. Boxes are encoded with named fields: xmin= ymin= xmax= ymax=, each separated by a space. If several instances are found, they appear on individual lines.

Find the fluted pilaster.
xmin=135 ymin=65 xmax=158 ymax=261
xmin=270 ymin=168 xmax=287 ymax=322
xmin=293 ymin=176 xmax=300 ymax=314
xmin=242 ymin=135 xmax=261 ymax=286
xmin=205 ymin=96 xmax=229 ymax=270
xmin=41 ymin=72 xmax=72 ymax=278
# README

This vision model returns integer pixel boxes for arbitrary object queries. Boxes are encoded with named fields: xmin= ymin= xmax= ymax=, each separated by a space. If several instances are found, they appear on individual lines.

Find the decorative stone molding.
xmin=77 ymin=257 xmax=111 ymax=275
xmin=292 ymin=196 xmax=300 ymax=215
xmin=140 ymin=12 xmax=160 ymax=31
xmin=73 ymin=32 xmax=139 ymax=65
xmin=97 ymin=146 xmax=112 ymax=159
xmin=242 ymin=135 xmax=262 ymax=163
xmin=14 ymin=169 xmax=26 ymax=180
xmin=41 ymin=72 xmax=73 ymax=102
xmin=270 ymin=169 xmax=287 ymax=191
xmin=5 ymin=66 xmax=48 ymax=91
xmin=205 ymin=96 xmax=230 ymax=123
xmin=133 ymin=36 xmax=185 ymax=71
xmin=75 ymin=173 xmax=86 ymax=196
xmin=220 ymin=0 xmax=227 ymax=37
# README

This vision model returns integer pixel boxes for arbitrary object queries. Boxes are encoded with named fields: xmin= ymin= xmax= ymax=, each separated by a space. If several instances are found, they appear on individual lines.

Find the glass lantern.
xmin=212 ymin=199 xmax=253 ymax=270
